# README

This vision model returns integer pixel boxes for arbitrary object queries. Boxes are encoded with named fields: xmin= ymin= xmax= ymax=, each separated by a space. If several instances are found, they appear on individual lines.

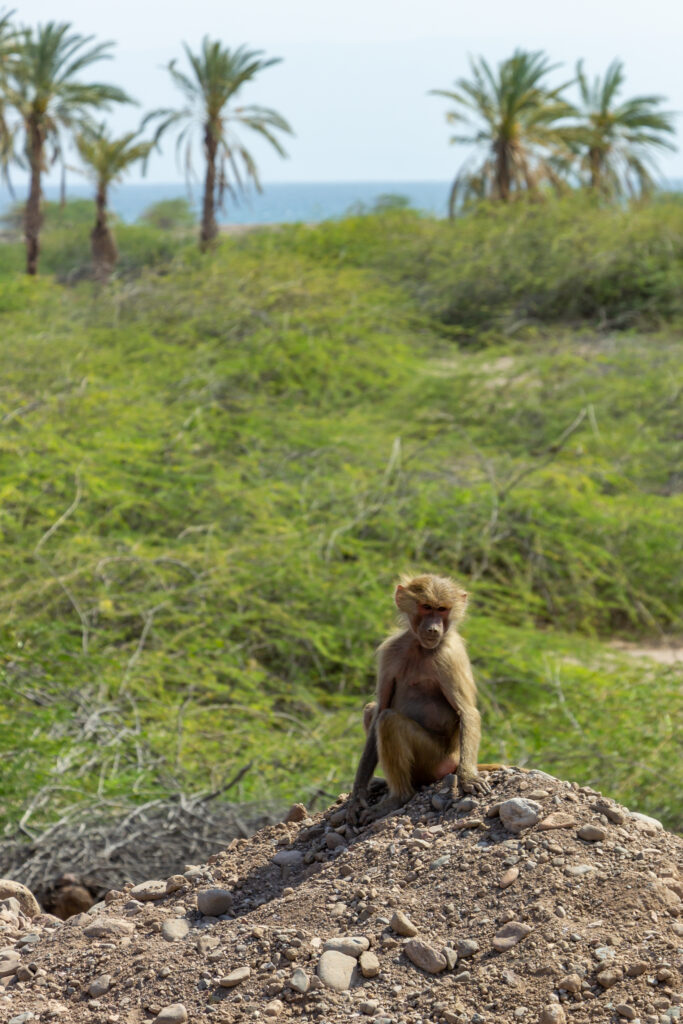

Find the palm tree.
xmin=5 ymin=22 xmax=132 ymax=274
xmin=431 ymin=50 xmax=575 ymax=215
xmin=75 ymin=123 xmax=153 ymax=279
xmin=0 ymin=9 xmax=20 ymax=183
xmin=146 ymin=37 xmax=292 ymax=250
xmin=572 ymin=59 xmax=676 ymax=198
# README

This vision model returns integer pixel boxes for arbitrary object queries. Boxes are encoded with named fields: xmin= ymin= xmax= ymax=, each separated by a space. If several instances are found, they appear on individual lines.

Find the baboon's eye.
xmin=421 ymin=603 xmax=433 ymax=612
xmin=437 ymin=606 xmax=448 ymax=612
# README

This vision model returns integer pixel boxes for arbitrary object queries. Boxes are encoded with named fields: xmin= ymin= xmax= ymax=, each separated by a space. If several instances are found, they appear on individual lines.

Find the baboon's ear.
xmin=460 ymin=590 xmax=468 ymax=605
xmin=394 ymin=585 xmax=405 ymax=609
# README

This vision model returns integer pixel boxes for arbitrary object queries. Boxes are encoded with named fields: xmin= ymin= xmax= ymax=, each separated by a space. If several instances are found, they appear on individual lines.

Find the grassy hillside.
xmin=1 ymin=195 xmax=681 ymax=836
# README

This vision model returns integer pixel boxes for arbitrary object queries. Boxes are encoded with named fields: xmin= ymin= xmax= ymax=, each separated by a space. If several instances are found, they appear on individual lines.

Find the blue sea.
xmin=0 ymin=180 xmax=452 ymax=225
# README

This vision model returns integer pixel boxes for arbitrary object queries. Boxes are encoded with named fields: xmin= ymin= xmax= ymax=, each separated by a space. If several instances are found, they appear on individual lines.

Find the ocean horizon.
xmin=0 ymin=180 xmax=453 ymax=226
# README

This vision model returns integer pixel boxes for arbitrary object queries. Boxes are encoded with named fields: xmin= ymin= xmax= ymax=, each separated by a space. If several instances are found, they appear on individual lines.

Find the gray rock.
xmin=596 ymin=967 xmax=622 ymax=989
xmin=404 ymin=939 xmax=447 ymax=973
xmin=630 ymin=811 xmax=663 ymax=830
xmin=88 ymin=973 xmax=112 ymax=997
xmin=500 ymin=866 xmax=519 ymax=888
xmin=317 ymin=949 xmax=357 ymax=991
xmin=564 ymin=864 xmax=595 ymax=877
xmin=130 ymin=880 xmax=167 ymax=901
xmin=264 ymin=999 xmax=284 ymax=1017
xmin=154 ymin=1006 xmax=188 ymax=1024
xmin=197 ymin=888 xmax=233 ymax=916
xmin=359 ymin=950 xmax=380 ymax=977
xmin=499 ymin=798 xmax=542 ymax=833
xmin=289 ymin=968 xmax=310 ymax=993
xmin=456 ymin=938 xmax=480 ymax=958
xmin=360 ymin=999 xmax=379 ymax=1015
xmin=162 ymin=918 xmax=190 ymax=942
xmin=0 ymin=955 xmax=20 ymax=978
xmin=9 ymin=1015 xmax=37 ymax=1024
xmin=557 ymin=974 xmax=581 ymax=993
xmin=83 ymin=916 xmax=135 ymax=938
xmin=578 ymin=824 xmax=607 ymax=842
xmin=219 ymin=966 xmax=251 ymax=987
xmin=323 ymin=935 xmax=369 ymax=957
xmin=492 ymin=922 xmax=533 ymax=952
xmin=614 ymin=1006 xmax=637 ymax=1021
xmin=325 ymin=832 xmax=346 ymax=850
xmin=272 ymin=850 xmax=304 ymax=867
xmin=539 ymin=1006 xmax=565 ymax=1024
xmin=0 ymin=880 xmax=40 ymax=918
xmin=390 ymin=910 xmax=418 ymax=937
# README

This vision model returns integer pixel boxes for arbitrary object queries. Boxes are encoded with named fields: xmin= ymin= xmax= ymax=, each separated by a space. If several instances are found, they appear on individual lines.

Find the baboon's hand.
xmin=346 ymin=790 xmax=369 ymax=827
xmin=457 ymin=767 xmax=491 ymax=796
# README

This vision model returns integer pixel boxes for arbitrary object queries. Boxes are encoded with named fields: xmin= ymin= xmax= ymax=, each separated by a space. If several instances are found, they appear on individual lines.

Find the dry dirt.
xmin=1 ymin=768 xmax=681 ymax=1024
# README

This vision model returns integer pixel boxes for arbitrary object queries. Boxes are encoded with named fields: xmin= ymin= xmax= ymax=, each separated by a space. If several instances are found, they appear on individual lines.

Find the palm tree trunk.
xmin=589 ymin=147 xmax=601 ymax=192
xmin=494 ymin=140 xmax=511 ymax=202
xmin=25 ymin=117 xmax=43 ymax=276
xmin=200 ymin=124 xmax=218 ymax=250
xmin=91 ymin=180 xmax=118 ymax=281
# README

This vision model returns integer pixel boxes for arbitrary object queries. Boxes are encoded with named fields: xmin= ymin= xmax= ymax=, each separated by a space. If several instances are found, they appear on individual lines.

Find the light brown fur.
xmin=348 ymin=573 xmax=491 ymax=823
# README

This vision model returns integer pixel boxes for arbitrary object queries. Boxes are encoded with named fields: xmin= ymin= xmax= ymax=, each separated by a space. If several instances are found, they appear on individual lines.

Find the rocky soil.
xmin=1 ymin=768 xmax=681 ymax=1024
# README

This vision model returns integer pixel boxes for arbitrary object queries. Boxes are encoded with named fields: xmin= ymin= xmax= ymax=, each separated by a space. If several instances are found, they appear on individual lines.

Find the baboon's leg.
xmin=376 ymin=709 xmax=448 ymax=801
xmin=363 ymin=701 xmax=377 ymax=734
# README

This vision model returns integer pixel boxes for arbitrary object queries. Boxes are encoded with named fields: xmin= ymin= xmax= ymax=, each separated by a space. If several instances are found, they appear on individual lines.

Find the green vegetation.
xmin=138 ymin=197 xmax=196 ymax=231
xmin=145 ymin=38 xmax=292 ymax=250
xmin=1 ymin=21 xmax=132 ymax=274
xmin=432 ymin=50 xmax=676 ymax=213
xmin=0 ymin=196 xmax=681 ymax=838
xmin=75 ymin=123 xmax=154 ymax=279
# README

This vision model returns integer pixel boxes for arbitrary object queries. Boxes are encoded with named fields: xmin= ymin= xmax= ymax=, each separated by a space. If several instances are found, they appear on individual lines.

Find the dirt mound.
xmin=1 ymin=768 xmax=681 ymax=1024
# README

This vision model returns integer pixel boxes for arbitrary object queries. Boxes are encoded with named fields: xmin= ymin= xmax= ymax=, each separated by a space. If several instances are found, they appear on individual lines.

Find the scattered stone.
xmin=272 ymin=850 xmax=304 ymax=868
xmin=626 ymin=961 xmax=648 ymax=977
xmin=323 ymin=936 xmax=369 ymax=957
xmin=165 ymin=875 xmax=186 ymax=894
xmin=539 ymin=1006 xmax=566 ymax=1024
xmin=578 ymin=824 xmax=608 ymax=842
xmin=493 ymin=921 xmax=533 ymax=951
xmin=88 ymin=974 xmax=112 ymax=997
xmin=83 ymin=917 xmax=135 ymax=938
xmin=557 ymin=974 xmax=581 ymax=993
xmin=443 ymin=946 xmax=458 ymax=969
xmin=500 ymin=866 xmax=520 ymax=888
xmin=285 ymin=803 xmax=307 ymax=822
xmin=219 ymin=966 xmax=251 ymax=988
xmin=326 ymin=831 xmax=346 ymax=850
xmin=0 ymin=954 xmax=20 ymax=977
xmin=130 ymin=880 xmax=167 ymax=901
xmin=538 ymin=812 xmax=576 ymax=830
xmin=631 ymin=812 xmax=663 ymax=831
xmin=0 ymin=880 xmax=40 ymax=918
xmin=614 ymin=1005 xmax=638 ymax=1021
xmin=359 ymin=950 xmax=380 ymax=978
xmin=154 ymin=1006 xmax=188 ymax=1024
xmin=404 ymin=939 xmax=448 ymax=973
xmin=317 ymin=950 xmax=357 ymax=991
xmin=289 ymin=967 xmax=310 ymax=993
xmin=499 ymin=799 xmax=542 ymax=833
xmin=564 ymin=864 xmax=596 ymax=877
xmin=264 ymin=999 xmax=284 ymax=1016
xmin=161 ymin=918 xmax=190 ymax=942
xmin=596 ymin=967 xmax=623 ymax=988
xmin=390 ymin=910 xmax=418 ymax=936
xmin=197 ymin=888 xmax=233 ymax=916
xmin=456 ymin=938 xmax=480 ymax=958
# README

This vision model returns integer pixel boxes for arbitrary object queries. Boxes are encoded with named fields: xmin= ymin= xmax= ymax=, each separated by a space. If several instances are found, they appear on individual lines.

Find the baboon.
xmin=347 ymin=573 xmax=492 ymax=824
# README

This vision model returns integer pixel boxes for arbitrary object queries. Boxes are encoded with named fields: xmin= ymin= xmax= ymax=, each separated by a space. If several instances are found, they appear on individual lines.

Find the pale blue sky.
xmin=19 ymin=0 xmax=683 ymax=184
